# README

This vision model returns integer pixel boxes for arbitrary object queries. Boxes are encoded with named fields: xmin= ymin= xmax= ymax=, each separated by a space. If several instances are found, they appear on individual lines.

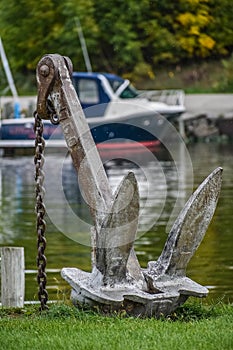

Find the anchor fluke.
xmin=95 ymin=171 xmax=140 ymax=285
xmin=144 ymin=167 xmax=223 ymax=298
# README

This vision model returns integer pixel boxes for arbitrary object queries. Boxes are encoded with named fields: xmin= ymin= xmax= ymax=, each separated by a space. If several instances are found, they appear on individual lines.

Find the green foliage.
xmin=0 ymin=0 xmax=232 ymax=89
xmin=220 ymin=54 xmax=233 ymax=91
xmin=170 ymin=300 xmax=219 ymax=321
xmin=0 ymin=0 xmax=98 ymax=72
xmin=173 ymin=0 xmax=215 ymax=58
xmin=0 ymin=299 xmax=231 ymax=321
xmin=208 ymin=0 xmax=233 ymax=55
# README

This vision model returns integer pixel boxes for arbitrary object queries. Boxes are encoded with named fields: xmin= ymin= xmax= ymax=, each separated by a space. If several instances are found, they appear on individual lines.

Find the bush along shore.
xmin=0 ymin=300 xmax=232 ymax=350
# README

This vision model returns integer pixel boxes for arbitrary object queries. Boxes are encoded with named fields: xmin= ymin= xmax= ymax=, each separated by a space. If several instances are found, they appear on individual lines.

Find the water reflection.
xmin=43 ymin=143 xmax=192 ymax=247
xmin=185 ymin=143 xmax=233 ymax=302
xmin=0 ymin=142 xmax=232 ymax=303
xmin=0 ymin=158 xmax=35 ymax=244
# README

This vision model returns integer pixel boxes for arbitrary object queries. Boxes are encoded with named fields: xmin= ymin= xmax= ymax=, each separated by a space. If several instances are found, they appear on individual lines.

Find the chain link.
xmin=34 ymin=111 xmax=48 ymax=310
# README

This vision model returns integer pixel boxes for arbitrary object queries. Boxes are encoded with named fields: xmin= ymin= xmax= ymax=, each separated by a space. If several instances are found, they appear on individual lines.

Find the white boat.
xmin=0 ymin=72 xmax=185 ymax=154
xmin=72 ymin=72 xmax=185 ymax=121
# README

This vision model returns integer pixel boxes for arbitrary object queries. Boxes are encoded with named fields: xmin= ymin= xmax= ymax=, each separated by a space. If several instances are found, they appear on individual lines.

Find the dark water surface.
xmin=0 ymin=142 xmax=232 ymax=303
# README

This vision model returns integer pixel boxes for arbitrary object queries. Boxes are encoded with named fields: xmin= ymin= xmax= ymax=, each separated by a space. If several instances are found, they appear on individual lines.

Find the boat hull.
xmin=0 ymin=111 xmax=166 ymax=155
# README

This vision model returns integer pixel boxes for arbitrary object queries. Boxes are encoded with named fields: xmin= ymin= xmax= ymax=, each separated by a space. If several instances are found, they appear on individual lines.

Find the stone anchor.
xmin=36 ymin=54 xmax=222 ymax=317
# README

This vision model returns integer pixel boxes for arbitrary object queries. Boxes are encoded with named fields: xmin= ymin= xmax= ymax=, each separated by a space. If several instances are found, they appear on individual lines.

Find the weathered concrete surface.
xmin=183 ymin=93 xmax=233 ymax=119
xmin=179 ymin=94 xmax=233 ymax=139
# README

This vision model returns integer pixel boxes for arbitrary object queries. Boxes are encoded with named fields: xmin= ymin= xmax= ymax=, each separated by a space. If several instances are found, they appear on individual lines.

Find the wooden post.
xmin=1 ymin=247 xmax=25 ymax=307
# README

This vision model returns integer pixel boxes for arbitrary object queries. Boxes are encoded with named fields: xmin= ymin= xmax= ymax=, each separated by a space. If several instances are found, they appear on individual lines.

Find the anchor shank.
xmin=37 ymin=54 xmax=113 ymax=228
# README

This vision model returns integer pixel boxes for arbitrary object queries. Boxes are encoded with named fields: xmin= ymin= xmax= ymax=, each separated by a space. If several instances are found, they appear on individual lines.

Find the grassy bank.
xmin=130 ymin=57 xmax=233 ymax=93
xmin=0 ymin=300 xmax=232 ymax=350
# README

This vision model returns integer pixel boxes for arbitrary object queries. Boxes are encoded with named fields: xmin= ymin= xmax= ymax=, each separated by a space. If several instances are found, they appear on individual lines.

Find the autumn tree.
xmin=0 ymin=0 xmax=232 ymax=87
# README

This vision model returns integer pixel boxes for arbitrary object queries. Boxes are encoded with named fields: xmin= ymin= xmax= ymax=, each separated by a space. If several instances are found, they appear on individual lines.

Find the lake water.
xmin=0 ymin=141 xmax=232 ymax=304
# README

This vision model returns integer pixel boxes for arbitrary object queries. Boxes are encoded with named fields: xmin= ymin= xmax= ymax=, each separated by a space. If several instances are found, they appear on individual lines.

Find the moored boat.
xmin=0 ymin=109 xmax=165 ymax=155
xmin=72 ymin=72 xmax=185 ymax=121
xmin=0 ymin=72 xmax=185 ymax=155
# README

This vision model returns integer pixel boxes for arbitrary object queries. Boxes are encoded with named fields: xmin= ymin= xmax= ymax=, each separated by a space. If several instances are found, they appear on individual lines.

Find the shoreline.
xmin=1 ymin=93 xmax=233 ymax=118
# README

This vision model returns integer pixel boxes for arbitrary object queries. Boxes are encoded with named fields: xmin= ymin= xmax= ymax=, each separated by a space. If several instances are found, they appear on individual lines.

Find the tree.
xmin=172 ymin=0 xmax=216 ymax=59
xmin=0 ymin=0 xmax=98 ymax=72
xmin=208 ymin=0 xmax=233 ymax=56
xmin=92 ymin=0 xmax=145 ymax=73
xmin=0 ymin=0 xmax=233 ymax=88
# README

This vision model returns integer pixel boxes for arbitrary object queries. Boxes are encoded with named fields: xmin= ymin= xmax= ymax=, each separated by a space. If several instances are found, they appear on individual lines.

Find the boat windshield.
xmin=118 ymin=84 xmax=139 ymax=99
xmin=107 ymin=77 xmax=139 ymax=99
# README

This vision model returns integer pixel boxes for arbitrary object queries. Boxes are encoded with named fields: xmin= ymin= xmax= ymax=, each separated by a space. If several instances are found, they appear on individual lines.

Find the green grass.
xmin=0 ymin=300 xmax=232 ymax=350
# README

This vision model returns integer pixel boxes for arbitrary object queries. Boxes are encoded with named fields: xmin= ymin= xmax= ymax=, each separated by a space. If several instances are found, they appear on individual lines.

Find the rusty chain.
xmin=34 ymin=111 xmax=48 ymax=310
